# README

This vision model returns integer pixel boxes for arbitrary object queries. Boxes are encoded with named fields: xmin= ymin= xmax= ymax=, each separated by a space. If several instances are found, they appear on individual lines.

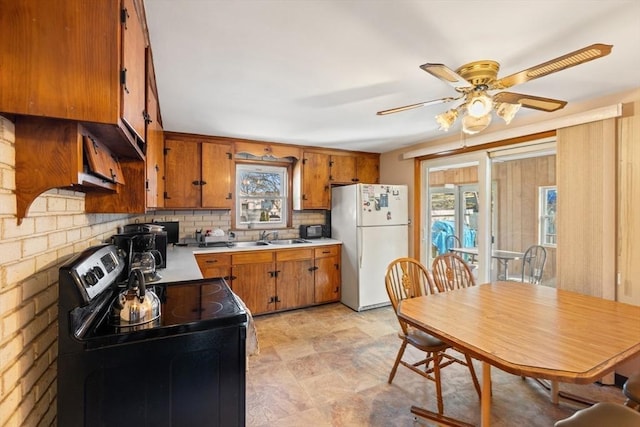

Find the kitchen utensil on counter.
xmin=111 ymin=269 xmax=161 ymax=328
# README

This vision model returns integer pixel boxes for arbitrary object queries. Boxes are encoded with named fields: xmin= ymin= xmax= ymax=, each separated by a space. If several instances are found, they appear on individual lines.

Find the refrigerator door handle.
xmin=358 ymin=227 xmax=363 ymax=269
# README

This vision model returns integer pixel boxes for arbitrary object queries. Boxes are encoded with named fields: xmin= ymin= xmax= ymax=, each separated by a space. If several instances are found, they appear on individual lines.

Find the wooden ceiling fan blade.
xmin=376 ymin=97 xmax=457 ymax=115
xmin=494 ymin=92 xmax=567 ymax=112
xmin=493 ymin=43 xmax=613 ymax=89
xmin=420 ymin=63 xmax=473 ymax=90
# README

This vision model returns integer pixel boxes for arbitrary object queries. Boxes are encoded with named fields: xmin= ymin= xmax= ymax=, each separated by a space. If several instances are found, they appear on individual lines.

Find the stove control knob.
xmin=92 ymin=266 xmax=105 ymax=279
xmin=84 ymin=271 xmax=99 ymax=287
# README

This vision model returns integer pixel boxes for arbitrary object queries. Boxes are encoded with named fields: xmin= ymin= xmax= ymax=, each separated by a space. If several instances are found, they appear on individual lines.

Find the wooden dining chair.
xmin=385 ymin=257 xmax=481 ymax=418
xmin=431 ymin=253 xmax=476 ymax=291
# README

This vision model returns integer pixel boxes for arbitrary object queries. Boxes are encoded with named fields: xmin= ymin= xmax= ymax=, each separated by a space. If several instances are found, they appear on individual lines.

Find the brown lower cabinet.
xmin=194 ymin=244 xmax=341 ymax=315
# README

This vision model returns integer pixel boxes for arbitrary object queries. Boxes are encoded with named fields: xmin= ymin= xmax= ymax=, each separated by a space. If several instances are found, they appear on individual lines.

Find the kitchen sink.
xmin=233 ymin=241 xmax=270 ymax=247
xmin=267 ymin=239 xmax=311 ymax=245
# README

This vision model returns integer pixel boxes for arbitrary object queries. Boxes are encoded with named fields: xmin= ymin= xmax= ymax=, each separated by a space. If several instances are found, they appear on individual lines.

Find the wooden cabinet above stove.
xmin=0 ymin=0 xmax=147 ymax=159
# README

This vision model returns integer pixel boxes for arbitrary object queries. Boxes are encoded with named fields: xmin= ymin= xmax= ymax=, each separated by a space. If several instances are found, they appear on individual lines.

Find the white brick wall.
xmin=0 ymin=115 xmax=134 ymax=427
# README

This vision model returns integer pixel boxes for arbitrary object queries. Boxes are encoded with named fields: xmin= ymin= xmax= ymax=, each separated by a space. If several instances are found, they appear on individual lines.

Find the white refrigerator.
xmin=331 ymin=184 xmax=409 ymax=311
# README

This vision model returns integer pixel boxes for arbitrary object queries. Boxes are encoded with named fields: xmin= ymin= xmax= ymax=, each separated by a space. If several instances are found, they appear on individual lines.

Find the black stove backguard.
xmin=58 ymin=245 xmax=247 ymax=427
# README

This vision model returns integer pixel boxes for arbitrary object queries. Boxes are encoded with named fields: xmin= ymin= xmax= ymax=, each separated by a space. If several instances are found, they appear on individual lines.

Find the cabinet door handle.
xmin=268 ymin=270 xmax=281 ymax=278
xmin=205 ymin=259 xmax=218 ymax=263
xmin=192 ymin=180 xmax=200 ymax=186
xmin=308 ymin=266 xmax=319 ymax=272
xmin=334 ymin=263 xmax=340 ymax=270
xmin=225 ymin=193 xmax=232 ymax=200
xmin=322 ymin=250 xmax=331 ymax=254
xmin=200 ymin=180 xmax=207 ymax=186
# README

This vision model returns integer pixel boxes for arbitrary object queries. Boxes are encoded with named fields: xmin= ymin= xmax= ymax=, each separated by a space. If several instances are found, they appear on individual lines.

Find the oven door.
xmin=58 ymin=322 xmax=246 ymax=427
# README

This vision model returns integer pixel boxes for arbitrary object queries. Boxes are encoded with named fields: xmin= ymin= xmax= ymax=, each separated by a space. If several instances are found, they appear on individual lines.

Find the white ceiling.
xmin=144 ymin=0 xmax=640 ymax=154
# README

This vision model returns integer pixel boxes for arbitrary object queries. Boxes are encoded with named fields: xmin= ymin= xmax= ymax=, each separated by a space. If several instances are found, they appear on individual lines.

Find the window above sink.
xmin=235 ymin=162 xmax=290 ymax=230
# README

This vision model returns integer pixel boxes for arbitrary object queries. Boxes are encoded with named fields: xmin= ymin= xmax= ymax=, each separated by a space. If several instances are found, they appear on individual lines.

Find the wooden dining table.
xmin=398 ymin=281 xmax=640 ymax=426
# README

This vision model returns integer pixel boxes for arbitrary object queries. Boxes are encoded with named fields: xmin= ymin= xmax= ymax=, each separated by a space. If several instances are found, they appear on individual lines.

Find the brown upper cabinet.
xmin=164 ymin=135 xmax=234 ymax=209
xmin=144 ymin=49 xmax=165 ymax=209
xmin=0 ymin=0 xmax=148 ymax=159
xmin=295 ymin=152 xmax=331 ymax=210
xmin=329 ymin=154 xmax=379 ymax=184
xmin=85 ymin=46 xmax=164 ymax=214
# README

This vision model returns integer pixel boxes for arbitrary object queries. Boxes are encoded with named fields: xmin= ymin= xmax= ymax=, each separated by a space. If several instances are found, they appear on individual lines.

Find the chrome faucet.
xmin=258 ymin=230 xmax=279 ymax=241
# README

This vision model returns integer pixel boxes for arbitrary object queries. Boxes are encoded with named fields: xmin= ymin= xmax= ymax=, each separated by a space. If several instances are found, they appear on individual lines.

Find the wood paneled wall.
xmin=618 ymin=101 xmax=640 ymax=306
xmin=429 ymin=166 xmax=478 ymax=186
xmin=557 ymin=119 xmax=616 ymax=298
xmin=492 ymin=155 xmax=557 ymax=282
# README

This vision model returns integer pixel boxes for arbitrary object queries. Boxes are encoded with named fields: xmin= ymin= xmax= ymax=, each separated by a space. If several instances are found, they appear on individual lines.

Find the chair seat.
xmin=404 ymin=327 xmax=449 ymax=351
xmin=554 ymin=402 xmax=640 ymax=426
xmin=623 ymin=371 xmax=640 ymax=407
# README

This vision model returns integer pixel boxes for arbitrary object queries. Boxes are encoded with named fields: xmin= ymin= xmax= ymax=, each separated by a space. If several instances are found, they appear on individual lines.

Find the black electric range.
xmin=57 ymin=244 xmax=247 ymax=427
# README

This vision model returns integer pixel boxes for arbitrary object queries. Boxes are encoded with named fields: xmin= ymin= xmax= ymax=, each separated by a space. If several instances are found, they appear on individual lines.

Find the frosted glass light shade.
xmin=462 ymin=113 xmax=492 ymax=134
xmin=496 ymin=102 xmax=521 ymax=124
xmin=435 ymin=109 xmax=458 ymax=131
xmin=467 ymin=93 xmax=493 ymax=118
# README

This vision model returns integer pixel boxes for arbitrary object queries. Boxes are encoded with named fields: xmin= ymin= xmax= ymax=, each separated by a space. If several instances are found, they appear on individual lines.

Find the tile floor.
xmin=246 ymin=303 xmax=626 ymax=426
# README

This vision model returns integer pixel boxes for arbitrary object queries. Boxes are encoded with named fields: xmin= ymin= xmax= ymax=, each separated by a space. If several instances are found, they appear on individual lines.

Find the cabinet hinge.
xmin=164 ymin=192 xmax=170 ymax=199
xmin=226 ymin=152 xmax=232 ymax=159
xmin=329 ymin=175 xmax=334 ymax=181
xmin=120 ymin=68 xmax=129 ymax=94
xmin=120 ymin=7 xmax=129 ymax=27
xmin=329 ymin=160 xmax=334 ymax=167
xmin=145 ymin=180 xmax=149 ymax=190
xmin=164 ymin=147 xmax=171 ymax=155
xmin=226 ymin=193 xmax=232 ymax=200
xmin=302 ymin=158 xmax=307 ymax=165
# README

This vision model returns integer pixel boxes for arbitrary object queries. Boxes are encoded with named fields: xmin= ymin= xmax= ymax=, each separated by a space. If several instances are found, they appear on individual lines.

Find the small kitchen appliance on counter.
xmin=57 ymin=244 xmax=247 ymax=427
xmin=112 ymin=232 xmax=163 ymax=283
xmin=299 ymin=224 xmax=327 ymax=239
xmin=123 ymin=222 xmax=168 ymax=268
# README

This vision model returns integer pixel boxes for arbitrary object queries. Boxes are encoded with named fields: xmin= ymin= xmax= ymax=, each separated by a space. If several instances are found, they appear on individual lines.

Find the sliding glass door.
xmin=421 ymin=140 xmax=556 ymax=286
xmin=429 ymin=185 xmax=478 ymax=257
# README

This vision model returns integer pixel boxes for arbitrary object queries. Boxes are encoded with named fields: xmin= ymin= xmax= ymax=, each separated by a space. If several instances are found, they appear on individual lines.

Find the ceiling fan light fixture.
xmin=466 ymin=92 xmax=493 ymax=118
xmin=496 ymin=102 xmax=521 ymax=124
xmin=435 ymin=109 xmax=458 ymax=131
xmin=462 ymin=113 xmax=492 ymax=135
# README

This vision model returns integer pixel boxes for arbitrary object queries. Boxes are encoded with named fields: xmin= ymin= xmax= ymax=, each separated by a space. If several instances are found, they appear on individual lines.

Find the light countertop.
xmin=155 ymin=238 xmax=342 ymax=284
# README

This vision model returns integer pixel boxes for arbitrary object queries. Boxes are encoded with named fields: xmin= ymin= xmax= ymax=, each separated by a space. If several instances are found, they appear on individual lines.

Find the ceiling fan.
xmin=376 ymin=43 xmax=613 ymax=135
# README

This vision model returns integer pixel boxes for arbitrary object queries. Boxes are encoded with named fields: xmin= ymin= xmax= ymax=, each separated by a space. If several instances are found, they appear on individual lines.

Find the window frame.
xmin=538 ymin=185 xmax=557 ymax=248
xmin=233 ymin=161 xmax=292 ymax=230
